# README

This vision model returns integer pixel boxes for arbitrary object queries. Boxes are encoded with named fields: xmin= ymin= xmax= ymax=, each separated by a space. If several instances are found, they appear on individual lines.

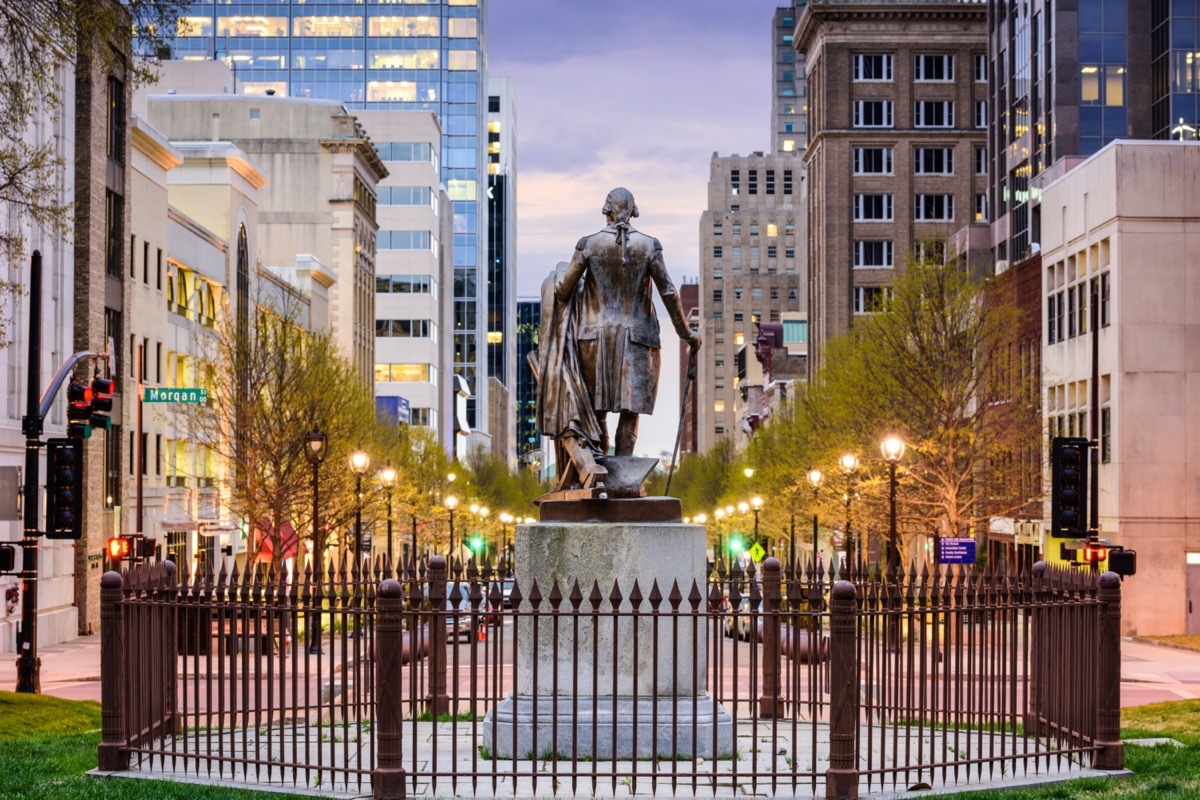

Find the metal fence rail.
xmin=98 ymin=553 xmax=1123 ymax=799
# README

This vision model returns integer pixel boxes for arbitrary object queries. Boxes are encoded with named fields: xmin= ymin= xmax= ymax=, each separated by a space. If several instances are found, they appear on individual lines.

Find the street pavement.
xmin=3 ymin=631 xmax=1200 ymax=709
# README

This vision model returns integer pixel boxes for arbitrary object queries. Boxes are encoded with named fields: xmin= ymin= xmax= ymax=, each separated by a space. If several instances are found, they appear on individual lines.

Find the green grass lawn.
xmin=2 ymin=692 xmax=1199 ymax=798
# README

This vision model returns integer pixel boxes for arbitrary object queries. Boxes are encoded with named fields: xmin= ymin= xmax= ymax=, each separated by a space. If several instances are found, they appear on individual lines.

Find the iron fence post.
xmin=758 ymin=556 xmax=785 ymax=717
xmin=826 ymin=579 xmax=859 ymax=799
xmin=374 ymin=578 xmax=407 ymax=799
xmin=99 ymin=571 xmax=129 ymax=771
xmin=424 ymin=554 xmax=449 ymax=715
xmin=1025 ymin=561 xmax=1047 ymax=737
xmin=1094 ymin=571 xmax=1124 ymax=769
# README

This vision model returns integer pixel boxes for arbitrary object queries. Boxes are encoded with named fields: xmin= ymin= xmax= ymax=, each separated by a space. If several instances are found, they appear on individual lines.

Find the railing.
xmin=98 ymin=554 xmax=1123 ymax=799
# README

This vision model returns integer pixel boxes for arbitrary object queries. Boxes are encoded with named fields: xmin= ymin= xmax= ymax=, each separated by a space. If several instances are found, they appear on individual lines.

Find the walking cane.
xmin=665 ymin=346 xmax=697 ymax=496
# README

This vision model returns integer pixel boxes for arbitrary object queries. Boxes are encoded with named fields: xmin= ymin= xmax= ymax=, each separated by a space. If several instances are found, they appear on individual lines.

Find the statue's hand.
xmin=688 ymin=334 xmax=702 ymax=353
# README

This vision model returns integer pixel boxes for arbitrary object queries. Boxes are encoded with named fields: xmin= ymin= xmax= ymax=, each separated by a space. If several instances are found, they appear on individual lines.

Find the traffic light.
xmin=728 ymin=535 xmax=744 ymax=554
xmin=89 ymin=375 xmax=114 ymax=431
xmin=44 ymin=438 xmax=83 ymax=540
xmin=1109 ymin=548 xmax=1137 ymax=576
xmin=0 ymin=544 xmax=15 ymax=573
xmin=1050 ymin=437 xmax=1090 ymax=538
xmin=66 ymin=381 xmax=93 ymax=439
xmin=469 ymin=536 xmax=484 ymax=554
xmin=106 ymin=536 xmax=132 ymax=562
xmin=1080 ymin=542 xmax=1107 ymax=564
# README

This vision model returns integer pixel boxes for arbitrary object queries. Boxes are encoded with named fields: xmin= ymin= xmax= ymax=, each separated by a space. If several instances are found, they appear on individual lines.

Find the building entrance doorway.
xmin=1188 ymin=560 xmax=1200 ymax=634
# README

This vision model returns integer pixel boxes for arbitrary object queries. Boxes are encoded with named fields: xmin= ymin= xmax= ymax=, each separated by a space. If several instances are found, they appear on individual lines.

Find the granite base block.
xmin=483 ymin=693 xmax=733 ymax=760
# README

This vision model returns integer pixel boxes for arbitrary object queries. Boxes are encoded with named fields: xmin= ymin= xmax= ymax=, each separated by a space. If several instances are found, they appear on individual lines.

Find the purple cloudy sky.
xmin=489 ymin=0 xmax=784 ymax=458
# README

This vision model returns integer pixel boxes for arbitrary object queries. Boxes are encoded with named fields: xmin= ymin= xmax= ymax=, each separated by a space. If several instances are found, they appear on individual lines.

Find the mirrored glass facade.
xmin=171 ymin=0 xmax=489 ymax=428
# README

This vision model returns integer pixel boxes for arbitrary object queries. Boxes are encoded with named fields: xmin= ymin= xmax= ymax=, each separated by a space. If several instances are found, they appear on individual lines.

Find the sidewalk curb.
xmin=1126 ymin=636 xmax=1200 ymax=655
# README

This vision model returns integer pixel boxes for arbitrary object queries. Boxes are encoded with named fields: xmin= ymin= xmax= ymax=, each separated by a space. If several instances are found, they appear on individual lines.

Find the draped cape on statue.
xmin=534 ymin=263 xmax=603 ymax=449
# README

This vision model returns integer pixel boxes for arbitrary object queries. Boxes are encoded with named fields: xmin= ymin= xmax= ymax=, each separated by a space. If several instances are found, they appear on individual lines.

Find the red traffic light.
xmin=107 ymin=537 xmax=132 ymax=561
xmin=1081 ymin=543 xmax=1107 ymax=563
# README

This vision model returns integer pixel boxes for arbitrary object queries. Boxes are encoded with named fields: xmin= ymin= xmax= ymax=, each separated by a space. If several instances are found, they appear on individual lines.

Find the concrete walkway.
xmin=11 ymin=634 xmax=1200 ymax=708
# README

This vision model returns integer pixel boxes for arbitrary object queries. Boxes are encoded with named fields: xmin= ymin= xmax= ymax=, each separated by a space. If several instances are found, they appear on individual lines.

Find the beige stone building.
xmin=1040 ymin=140 xmax=1200 ymax=636
xmin=697 ymin=154 xmax=805 ymax=452
xmin=797 ymin=0 xmax=988 ymax=372
xmin=145 ymin=95 xmax=387 ymax=388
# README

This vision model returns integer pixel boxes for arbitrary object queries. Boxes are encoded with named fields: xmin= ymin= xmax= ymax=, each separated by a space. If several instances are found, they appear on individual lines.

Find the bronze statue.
xmin=534 ymin=188 xmax=700 ymax=496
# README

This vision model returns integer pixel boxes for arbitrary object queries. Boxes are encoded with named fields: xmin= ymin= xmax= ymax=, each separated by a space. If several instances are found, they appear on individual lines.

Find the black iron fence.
xmin=98 ymin=554 xmax=1123 ymax=799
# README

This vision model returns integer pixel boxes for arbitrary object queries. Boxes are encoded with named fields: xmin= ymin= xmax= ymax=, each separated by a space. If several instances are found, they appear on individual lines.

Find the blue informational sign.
xmin=939 ymin=537 xmax=977 ymax=565
xmin=375 ymin=396 xmax=411 ymax=425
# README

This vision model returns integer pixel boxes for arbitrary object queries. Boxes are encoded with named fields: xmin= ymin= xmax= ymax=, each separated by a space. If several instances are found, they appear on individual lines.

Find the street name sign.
xmin=143 ymin=387 xmax=209 ymax=404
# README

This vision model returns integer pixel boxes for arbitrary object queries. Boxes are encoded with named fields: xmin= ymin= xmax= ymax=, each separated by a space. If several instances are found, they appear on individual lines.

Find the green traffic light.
xmin=470 ymin=536 xmax=484 ymax=552
xmin=729 ymin=537 xmax=744 ymax=553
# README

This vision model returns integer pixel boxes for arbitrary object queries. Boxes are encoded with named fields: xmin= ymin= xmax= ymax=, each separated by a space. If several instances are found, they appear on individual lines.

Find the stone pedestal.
xmin=483 ymin=520 xmax=733 ymax=759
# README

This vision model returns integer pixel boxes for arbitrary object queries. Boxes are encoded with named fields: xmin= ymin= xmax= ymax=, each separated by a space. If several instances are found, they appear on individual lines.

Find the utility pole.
xmin=16 ymin=251 xmax=44 ymax=693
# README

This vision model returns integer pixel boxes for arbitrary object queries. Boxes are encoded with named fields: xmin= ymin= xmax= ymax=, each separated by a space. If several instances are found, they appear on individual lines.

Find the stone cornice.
xmin=798 ymin=1 xmax=986 ymax=53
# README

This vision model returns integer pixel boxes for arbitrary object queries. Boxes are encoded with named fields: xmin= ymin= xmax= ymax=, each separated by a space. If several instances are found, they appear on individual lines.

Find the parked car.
xmin=428 ymin=583 xmax=497 ymax=640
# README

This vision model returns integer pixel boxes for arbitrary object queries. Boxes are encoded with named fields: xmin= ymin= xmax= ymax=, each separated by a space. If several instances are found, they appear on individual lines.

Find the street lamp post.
xmin=839 ymin=454 xmax=859 ymax=563
xmin=499 ymin=512 xmax=513 ymax=572
xmin=750 ymin=496 xmax=763 ymax=547
xmin=350 ymin=451 xmax=370 ymax=561
xmin=444 ymin=495 xmax=458 ymax=558
xmin=380 ymin=467 xmax=397 ymax=570
xmin=304 ymin=426 xmax=327 ymax=655
xmin=881 ymin=435 xmax=906 ymax=576
xmin=807 ymin=468 xmax=823 ymax=566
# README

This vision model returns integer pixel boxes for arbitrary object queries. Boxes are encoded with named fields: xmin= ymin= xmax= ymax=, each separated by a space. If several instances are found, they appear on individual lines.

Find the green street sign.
xmin=143 ymin=387 xmax=209 ymax=404
xmin=748 ymin=542 xmax=767 ymax=563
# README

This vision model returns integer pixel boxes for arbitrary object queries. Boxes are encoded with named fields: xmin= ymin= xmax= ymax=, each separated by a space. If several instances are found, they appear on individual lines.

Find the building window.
xmin=767 ymin=245 xmax=777 ymax=258
xmin=915 ymin=54 xmax=954 ymax=82
xmin=853 ymin=53 xmax=893 ymax=82
xmin=1100 ymin=272 xmax=1111 ymax=327
xmin=713 ymin=245 xmax=723 ymax=258
xmin=107 ymin=74 xmax=125 ymax=165
xmin=766 ymin=223 xmax=778 ymax=237
xmin=714 ymin=400 xmax=725 ymax=413
xmin=783 ymin=169 xmax=793 ymax=195
xmin=854 ymin=240 xmax=894 ymax=268
xmin=715 ymin=377 xmax=725 ymax=390
xmin=853 ymin=100 xmax=894 ymax=128
xmin=376 ymin=274 xmax=433 ymax=294
xmin=749 ymin=223 xmax=760 ymax=236
xmin=733 ymin=287 xmax=743 ymax=301
xmin=732 ymin=223 xmax=742 ymax=235
xmin=375 ymin=319 xmax=434 ymax=339
xmin=785 ymin=246 xmax=795 ymax=258
xmin=913 ymin=147 xmax=953 ymax=175
xmin=975 ymin=145 xmax=988 ymax=175
xmin=974 ymin=193 xmax=989 ymax=222
xmin=853 ymin=194 xmax=894 ymax=221
xmin=106 ymin=191 xmax=122 ymax=278
xmin=488 ymin=95 xmax=500 ymax=112
xmin=1101 ymin=407 xmax=1112 ymax=463
xmin=731 ymin=246 xmax=742 ymax=258
xmin=854 ymin=286 xmax=892 ymax=314
xmin=914 ymin=194 xmax=954 ymax=221
xmin=730 ymin=169 xmax=740 ymax=195
xmin=914 ymin=100 xmax=954 ymax=128
xmin=770 ymin=286 xmax=779 ymax=300
xmin=713 ymin=223 xmax=722 ymax=236
xmin=766 ymin=169 xmax=776 ymax=195
xmin=853 ymin=146 xmax=894 ymax=174
xmin=733 ymin=311 xmax=744 ymax=322
xmin=374 ymin=363 xmax=435 ymax=383
xmin=975 ymin=53 xmax=987 ymax=83
xmin=713 ymin=268 xmax=723 ymax=281
xmin=748 ymin=169 xmax=758 ymax=195
xmin=715 ymin=424 xmax=726 ymax=436
xmin=378 ymin=230 xmax=435 ymax=251
xmin=712 ymin=289 xmax=723 ymax=303
xmin=974 ymin=100 xmax=987 ymax=129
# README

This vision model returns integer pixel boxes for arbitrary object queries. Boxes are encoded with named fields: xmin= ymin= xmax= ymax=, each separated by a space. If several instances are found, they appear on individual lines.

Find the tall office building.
xmin=696 ymin=4 xmax=809 ymax=451
xmin=696 ymin=154 xmax=805 ymax=452
xmin=171 ymin=0 xmax=492 ymax=442
xmin=772 ymin=2 xmax=809 ymax=155
xmin=987 ymin=2 xmax=1154 ymax=268
xmin=798 ymin=0 xmax=988 ymax=372
xmin=486 ymin=76 xmax=518 ymax=467
xmin=678 ymin=280 xmax=700 ymax=456
xmin=514 ymin=298 xmax=542 ymax=475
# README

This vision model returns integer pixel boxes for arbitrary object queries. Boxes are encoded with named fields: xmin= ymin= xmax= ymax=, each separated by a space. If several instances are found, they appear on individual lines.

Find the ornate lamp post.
xmin=839 ymin=453 xmax=859 ymax=562
xmin=750 ymin=496 xmax=764 ymax=552
xmin=881 ymin=435 xmax=906 ymax=575
xmin=499 ymin=512 xmax=513 ymax=572
xmin=714 ymin=507 xmax=726 ymax=559
xmin=380 ymin=466 xmax=397 ymax=569
xmin=444 ymin=494 xmax=459 ymax=557
xmin=350 ymin=451 xmax=370 ymax=560
xmin=304 ymin=425 xmax=326 ymax=655
xmin=807 ymin=467 xmax=823 ymax=565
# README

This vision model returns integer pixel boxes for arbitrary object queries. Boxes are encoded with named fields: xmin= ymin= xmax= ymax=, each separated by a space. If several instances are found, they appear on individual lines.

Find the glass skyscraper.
xmin=172 ymin=0 xmax=490 ymax=430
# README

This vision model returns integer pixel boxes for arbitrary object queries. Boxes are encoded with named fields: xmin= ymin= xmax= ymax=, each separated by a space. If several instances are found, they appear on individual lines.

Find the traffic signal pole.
xmin=17 ymin=251 xmax=44 ymax=693
xmin=16 ymin=252 xmax=114 ymax=693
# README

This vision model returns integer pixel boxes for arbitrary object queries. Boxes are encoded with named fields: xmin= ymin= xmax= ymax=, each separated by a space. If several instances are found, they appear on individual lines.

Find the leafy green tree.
xmin=745 ymin=243 xmax=1040 ymax=565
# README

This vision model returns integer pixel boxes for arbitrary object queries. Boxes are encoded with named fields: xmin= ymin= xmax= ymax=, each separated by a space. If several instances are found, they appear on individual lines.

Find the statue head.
xmin=602 ymin=187 xmax=639 ymax=224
